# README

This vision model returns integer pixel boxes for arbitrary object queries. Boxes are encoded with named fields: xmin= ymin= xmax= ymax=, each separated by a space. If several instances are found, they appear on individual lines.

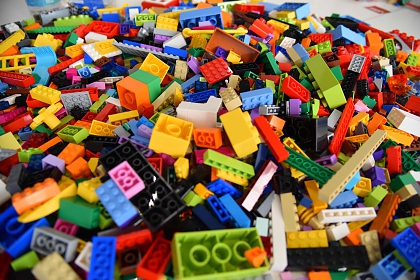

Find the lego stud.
xmin=165 ymin=124 xmax=181 ymax=137
xmin=189 ymin=245 xmax=211 ymax=267
xmin=210 ymin=243 xmax=232 ymax=265
xmin=231 ymin=241 xmax=251 ymax=265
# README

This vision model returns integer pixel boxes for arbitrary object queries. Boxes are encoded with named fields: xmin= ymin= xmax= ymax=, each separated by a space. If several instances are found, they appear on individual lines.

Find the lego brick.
xmin=75 ymin=241 xmax=92 ymax=272
xmin=286 ymin=230 xmax=328 ymax=248
xmin=220 ymin=194 xmax=251 ymax=228
xmin=10 ymin=250 xmax=39 ymax=272
xmin=58 ymin=196 xmax=100 ymax=230
xmin=0 ymin=70 xmax=35 ymax=87
xmin=199 ymin=57 xmax=231 ymax=85
xmin=370 ymin=251 xmax=407 ymax=280
xmin=390 ymin=227 xmax=420 ymax=275
xmin=192 ymin=204 xmax=225 ymax=230
xmin=88 ymin=237 xmax=116 ymax=280
xmin=112 ymin=41 xmax=180 ymax=61
xmin=32 ymin=252 xmax=81 ymax=280
xmin=206 ymin=178 xmax=242 ymax=199
xmin=317 ymin=207 xmax=377 ymax=224
xmin=204 ymin=149 xmax=254 ymax=179
xmin=136 ymin=236 xmax=172 ymax=279
xmin=269 ymin=195 xmax=288 ymax=271
xmin=329 ymin=98 xmax=354 ymax=156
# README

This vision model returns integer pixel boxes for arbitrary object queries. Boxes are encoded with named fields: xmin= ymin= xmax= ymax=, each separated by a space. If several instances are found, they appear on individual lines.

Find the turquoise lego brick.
xmin=344 ymin=171 xmax=361 ymax=191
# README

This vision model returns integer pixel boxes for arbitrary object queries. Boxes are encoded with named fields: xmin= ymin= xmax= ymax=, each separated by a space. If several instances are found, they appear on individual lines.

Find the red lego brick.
xmin=260 ymin=75 xmax=280 ymax=85
xmin=0 ymin=70 xmax=36 ymax=88
xmin=199 ymin=57 xmax=231 ymax=85
xmin=136 ymin=236 xmax=171 ymax=280
xmin=73 ymin=24 xmax=87 ymax=38
xmin=94 ymin=103 xmax=117 ymax=122
xmin=85 ymin=149 xmax=101 ymax=161
xmin=278 ymin=62 xmax=292 ymax=73
xmin=405 ymin=95 xmax=420 ymax=116
xmin=280 ymin=75 xmax=310 ymax=102
xmin=81 ymin=112 xmax=98 ymax=123
xmin=48 ymin=54 xmax=84 ymax=76
xmin=254 ymin=115 xmax=289 ymax=162
xmin=407 ymin=66 xmax=420 ymax=76
xmin=142 ymin=103 xmax=154 ymax=119
xmin=0 ymin=153 xmax=19 ymax=176
xmin=386 ymin=146 xmax=402 ymax=175
xmin=141 ymin=0 xmax=179 ymax=9
xmin=234 ymin=4 xmax=265 ymax=15
xmin=61 ymin=87 xmax=99 ymax=102
xmin=21 ymin=133 xmax=48 ymax=149
xmin=116 ymin=229 xmax=153 ymax=253
xmin=317 ymin=104 xmax=330 ymax=117
xmin=57 ymin=55 xmax=70 ymax=62
xmin=83 ymin=21 xmax=120 ymax=39
xmin=336 ymin=46 xmax=351 ymax=67
xmin=328 ymin=98 xmax=354 ymax=156
xmin=27 ymin=94 xmax=50 ymax=108
xmin=369 ymin=92 xmax=383 ymax=111
xmin=249 ymin=18 xmax=273 ymax=39
xmin=3 ymin=112 xmax=33 ymax=133
xmin=383 ymin=92 xmax=396 ymax=105
xmin=358 ymin=22 xmax=394 ymax=40
xmin=308 ymin=33 xmax=333 ymax=45
xmin=0 ymin=251 xmax=12 ymax=280
xmin=147 ymin=157 xmax=163 ymax=175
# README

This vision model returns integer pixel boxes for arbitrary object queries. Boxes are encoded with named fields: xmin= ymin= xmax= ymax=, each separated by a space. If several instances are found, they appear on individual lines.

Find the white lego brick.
xmin=0 ymin=94 xmax=21 ymax=105
xmin=268 ymin=10 xmax=279 ymax=18
xmin=153 ymin=28 xmax=179 ymax=37
xmin=279 ymin=37 xmax=296 ymax=49
xmin=325 ymin=222 xmax=350 ymax=241
xmin=409 ymin=170 xmax=420 ymax=182
xmin=328 ymin=109 xmax=342 ymax=131
xmin=176 ymin=96 xmax=222 ymax=128
xmin=76 ymin=37 xmax=84 ymax=44
xmin=128 ymin=7 xmax=141 ymax=21
xmin=361 ymin=154 xmax=375 ymax=171
xmin=163 ymin=33 xmax=187 ymax=49
xmin=5 ymin=23 xmax=20 ymax=34
xmin=82 ymin=40 xmax=122 ymax=61
xmin=0 ymin=179 xmax=10 ymax=206
xmin=105 ymin=97 xmax=123 ymax=113
xmin=69 ymin=59 xmax=85 ymax=69
xmin=19 ymin=67 xmax=33 ymax=74
xmin=387 ymin=107 xmax=420 ymax=137
xmin=317 ymin=207 xmax=377 ymax=224
xmin=84 ymin=32 xmax=108 ymax=44
xmin=255 ymin=217 xmax=269 ymax=237
xmin=384 ymin=64 xmax=393 ymax=77
xmin=270 ymin=195 xmax=288 ymax=272
xmin=75 ymin=241 xmax=92 ymax=272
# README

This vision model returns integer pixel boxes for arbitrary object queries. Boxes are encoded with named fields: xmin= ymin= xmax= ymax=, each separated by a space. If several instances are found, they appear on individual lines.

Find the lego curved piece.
xmin=20 ymin=46 xmax=57 ymax=86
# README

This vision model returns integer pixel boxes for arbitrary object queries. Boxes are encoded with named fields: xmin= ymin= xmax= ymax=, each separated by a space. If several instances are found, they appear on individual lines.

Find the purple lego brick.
xmin=250 ymin=107 xmax=261 ymax=124
xmin=136 ymin=124 xmax=152 ymax=138
xmin=365 ymin=166 xmax=386 ymax=186
xmin=289 ymin=99 xmax=302 ymax=115
xmin=187 ymin=56 xmax=200 ymax=74
xmin=199 ymin=21 xmax=212 ymax=27
xmin=314 ymin=154 xmax=338 ymax=166
xmin=356 ymin=203 xmax=365 ymax=208
xmin=140 ymin=44 xmax=163 ymax=52
xmin=214 ymin=46 xmax=229 ymax=59
xmin=118 ymin=136 xmax=154 ymax=157
xmin=249 ymin=34 xmax=269 ymax=44
xmin=108 ymin=161 xmax=145 ymax=199
xmin=120 ymin=23 xmax=130 ymax=35
xmin=373 ymin=148 xmax=384 ymax=161
xmin=302 ymin=225 xmax=312 ymax=231
xmin=42 ymin=154 xmax=66 ymax=173
xmin=154 ymin=34 xmax=171 ymax=44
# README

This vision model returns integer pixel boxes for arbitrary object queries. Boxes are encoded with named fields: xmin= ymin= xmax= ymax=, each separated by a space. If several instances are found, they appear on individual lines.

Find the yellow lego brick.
xmin=139 ymin=53 xmax=169 ymax=82
xmin=65 ymin=43 xmax=85 ymax=58
xmin=0 ymin=53 xmax=36 ymax=71
xmin=189 ymin=34 xmax=207 ymax=48
xmin=76 ymin=239 xmax=87 ymax=253
xmin=360 ymin=230 xmax=381 ymax=265
xmin=94 ymin=39 xmax=120 ymax=55
xmin=381 ymin=125 xmax=413 ymax=146
xmin=149 ymin=113 xmax=193 ymax=158
xmin=30 ymin=103 xmax=63 ymax=130
xmin=353 ymin=177 xmax=372 ymax=197
xmin=295 ymin=19 xmax=310 ymax=30
xmin=32 ymin=252 xmax=81 ymax=280
xmin=281 ymin=192 xmax=300 ymax=232
xmin=297 ymin=204 xmax=316 ymax=225
xmin=88 ymin=157 xmax=99 ymax=175
xmin=219 ymin=108 xmax=260 ymax=158
xmin=0 ymin=29 xmax=25 ymax=55
xmin=156 ymin=16 xmax=178 ymax=31
xmin=89 ymin=120 xmax=117 ymax=136
xmin=0 ymin=132 xmax=21 ymax=150
xmin=174 ymin=157 xmax=189 ymax=180
xmin=220 ymin=87 xmax=242 ymax=111
xmin=174 ymin=87 xmax=184 ymax=107
xmin=348 ymin=112 xmax=369 ymax=135
xmin=77 ymin=177 xmax=102 ymax=203
xmin=228 ymin=75 xmax=241 ymax=90
xmin=216 ymin=168 xmax=248 ymax=187
xmin=277 ymin=11 xmax=296 ymax=19
xmin=30 ymin=85 xmax=61 ymax=104
xmin=152 ymin=81 xmax=181 ymax=111
xmin=108 ymin=110 xmax=139 ymax=126
xmin=97 ymin=6 xmax=125 ymax=14
xmin=286 ymin=230 xmax=329 ymax=248
xmin=267 ymin=20 xmax=289 ymax=33
xmin=18 ymin=176 xmax=77 ymax=223
xmin=348 ymin=220 xmax=373 ymax=232
xmin=33 ymin=33 xmax=63 ymax=52
xmin=304 ymin=180 xmax=328 ymax=214
xmin=193 ymin=183 xmax=214 ymax=199
xmin=344 ymin=134 xmax=369 ymax=143
xmin=226 ymin=50 xmax=241 ymax=64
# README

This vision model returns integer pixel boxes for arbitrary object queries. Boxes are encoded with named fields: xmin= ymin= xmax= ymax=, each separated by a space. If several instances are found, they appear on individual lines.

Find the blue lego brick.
xmin=275 ymin=2 xmax=310 ymax=20
xmin=194 ymin=81 xmax=208 ymax=92
xmin=102 ymin=13 xmax=120 ymax=23
xmin=259 ymin=1 xmax=280 ymax=13
xmin=187 ymin=88 xmax=217 ymax=103
xmin=27 ymin=154 xmax=46 ymax=173
xmin=206 ymin=179 xmax=242 ymax=199
xmin=179 ymin=6 xmax=223 ymax=29
xmin=18 ymin=126 xmax=33 ymax=141
xmin=88 ymin=236 xmax=116 ymax=280
xmin=240 ymin=88 xmax=273 ymax=110
xmin=105 ymin=88 xmax=117 ymax=98
xmin=219 ymin=194 xmax=251 ymax=228
xmin=163 ymin=46 xmax=188 ymax=59
xmin=292 ymin=43 xmax=310 ymax=62
xmin=123 ymin=39 xmax=141 ymax=48
xmin=215 ymin=46 xmax=229 ymax=59
xmin=95 ymin=179 xmax=139 ymax=228
xmin=78 ymin=66 xmax=92 ymax=78
xmin=383 ymin=104 xmax=399 ymax=114
xmin=136 ymin=116 xmax=154 ymax=129
xmin=254 ymin=144 xmax=268 ymax=172
xmin=276 ymin=45 xmax=291 ymax=60
xmin=131 ymin=135 xmax=150 ymax=146
xmin=255 ymin=79 xmax=264 ymax=89
xmin=181 ymin=74 xmax=201 ymax=93
xmin=238 ymin=34 xmax=251 ymax=45
xmin=0 ymin=205 xmax=50 ymax=258
xmin=390 ymin=227 xmax=420 ymax=274
xmin=125 ymin=119 xmax=139 ymax=135
xmin=206 ymin=195 xmax=231 ymax=224
xmin=84 ymin=52 xmax=94 ymax=64
xmin=344 ymin=171 xmax=361 ymax=190
xmin=329 ymin=25 xmax=366 ymax=46
xmin=299 ymin=195 xmax=313 ymax=208
xmin=0 ymin=101 xmax=10 ymax=110
xmin=329 ymin=190 xmax=358 ymax=209
xmin=370 ymin=251 xmax=408 ymax=280
xmin=192 ymin=204 xmax=225 ymax=230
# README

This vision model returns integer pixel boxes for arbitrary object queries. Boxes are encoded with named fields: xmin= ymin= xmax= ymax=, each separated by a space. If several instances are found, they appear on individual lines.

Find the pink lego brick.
xmin=108 ymin=160 xmax=145 ymax=199
xmin=54 ymin=218 xmax=79 ymax=236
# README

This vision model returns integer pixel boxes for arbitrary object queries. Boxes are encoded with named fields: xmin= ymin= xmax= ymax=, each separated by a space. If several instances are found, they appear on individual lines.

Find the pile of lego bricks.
xmin=0 ymin=1 xmax=420 ymax=280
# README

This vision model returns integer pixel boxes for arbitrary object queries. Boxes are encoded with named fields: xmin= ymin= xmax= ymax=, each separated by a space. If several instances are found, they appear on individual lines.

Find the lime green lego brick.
xmin=54 ymin=15 xmax=93 ymax=27
xmin=59 ymin=196 xmax=100 ymax=229
xmin=362 ymin=96 xmax=377 ymax=109
xmin=406 ymin=54 xmax=419 ymax=66
xmin=183 ymin=191 xmax=204 ymax=207
xmin=14 ymin=134 xmax=22 ymax=144
xmin=391 ymin=216 xmax=420 ymax=233
xmin=318 ymin=84 xmax=347 ymax=109
xmin=383 ymin=39 xmax=397 ymax=58
xmin=188 ymin=48 xmax=205 ymax=57
xmin=257 ymin=42 xmax=268 ymax=54
xmin=390 ymin=173 xmax=416 ymax=192
xmin=10 ymin=250 xmax=40 ymax=271
xmin=376 ymin=158 xmax=386 ymax=168
xmin=57 ymin=125 xmax=89 ymax=144
xmin=204 ymin=149 xmax=255 ymax=179
xmin=265 ymin=80 xmax=275 ymax=94
xmin=312 ymin=99 xmax=320 ymax=117
xmin=317 ymin=41 xmax=332 ymax=55
xmin=217 ymin=0 xmax=246 ymax=12
xmin=52 ymin=115 xmax=75 ymax=133
xmin=291 ymin=65 xmax=307 ymax=80
xmin=23 ymin=18 xmax=35 ymax=27
xmin=149 ymin=112 xmax=160 ymax=124
xmin=171 ymin=228 xmax=269 ymax=280
xmin=135 ymin=13 xmax=156 ymax=26
xmin=276 ymin=73 xmax=288 ymax=103
xmin=321 ymin=19 xmax=335 ymax=30
xmin=338 ymin=152 xmax=350 ymax=164
xmin=394 ymin=250 xmax=412 ymax=270
xmin=329 ymin=271 xmax=349 ymax=280
xmin=90 ymin=94 xmax=110 ymax=113
xmin=96 ymin=201 xmax=114 ymax=230
xmin=330 ymin=66 xmax=343 ymax=81
xmin=18 ymin=148 xmax=43 ymax=163
xmin=277 ymin=18 xmax=296 ymax=24
xmin=27 ymin=26 xmax=77 ymax=34
xmin=364 ymin=186 xmax=388 ymax=207
xmin=130 ymin=69 xmax=161 ymax=102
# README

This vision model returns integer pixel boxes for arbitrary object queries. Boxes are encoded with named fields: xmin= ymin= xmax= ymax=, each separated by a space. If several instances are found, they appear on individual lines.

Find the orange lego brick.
xmin=367 ymin=113 xmax=387 ymax=135
xmin=301 ymin=37 xmax=311 ymax=48
xmin=11 ymin=178 xmax=61 ymax=214
xmin=58 ymin=143 xmax=85 ymax=165
xmin=74 ymin=120 xmax=92 ymax=130
xmin=193 ymin=127 xmax=223 ymax=149
xmin=0 ymin=45 xmax=19 ymax=57
xmin=38 ymin=137 xmax=63 ymax=152
xmin=308 ymin=271 xmax=332 ymax=280
xmin=244 ymin=247 xmax=267 ymax=267
xmin=369 ymin=194 xmax=401 ymax=238
xmin=365 ymin=33 xmax=383 ymax=54
xmin=265 ymin=115 xmax=285 ymax=131
xmin=396 ymin=50 xmax=409 ymax=63
xmin=66 ymin=157 xmax=92 ymax=180
xmin=116 ymin=76 xmax=150 ymax=114
xmin=343 ymin=227 xmax=363 ymax=246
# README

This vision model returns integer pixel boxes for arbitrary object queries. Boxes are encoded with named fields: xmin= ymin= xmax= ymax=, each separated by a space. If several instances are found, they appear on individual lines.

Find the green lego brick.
xmin=391 ymin=216 xmax=420 ymax=233
xmin=389 ymin=173 xmax=417 ymax=192
xmin=204 ymin=149 xmax=255 ymax=179
xmin=33 ymin=124 xmax=53 ymax=136
xmin=362 ymin=96 xmax=377 ymax=109
xmin=244 ymin=71 xmax=259 ymax=80
xmin=10 ymin=250 xmax=39 ymax=271
xmin=364 ymin=186 xmax=388 ymax=207
xmin=300 ymin=78 xmax=314 ymax=91
xmin=59 ymin=196 xmax=100 ymax=229
xmin=188 ymin=47 xmax=205 ymax=57
xmin=149 ymin=112 xmax=160 ymax=124
xmin=383 ymin=39 xmax=397 ymax=58
xmin=276 ymin=73 xmax=288 ymax=103
xmin=265 ymin=79 xmax=275 ymax=94
xmin=0 ymin=125 xmax=5 ymax=136
xmin=135 ymin=13 xmax=156 ymax=26
xmin=96 ymin=201 xmax=114 ymax=230
xmin=54 ymin=15 xmax=93 ymax=27
xmin=63 ymin=32 xmax=79 ymax=48
xmin=114 ymin=262 xmax=121 ymax=280
xmin=90 ymin=94 xmax=110 ymax=113
xmin=284 ymin=146 xmax=334 ymax=187
xmin=171 ymin=228 xmax=269 ymax=280
xmin=330 ymin=66 xmax=343 ymax=81
xmin=57 ymin=125 xmax=89 ymax=144
xmin=329 ymin=271 xmax=349 ymax=280
xmin=27 ymin=26 xmax=77 ymax=34
xmin=338 ymin=152 xmax=350 ymax=164
xmin=257 ymin=52 xmax=281 ymax=75
xmin=130 ymin=69 xmax=161 ymax=102
xmin=18 ymin=148 xmax=43 ymax=163
xmin=321 ymin=19 xmax=335 ymax=30
xmin=317 ymin=41 xmax=332 ymax=55
xmin=406 ymin=54 xmax=419 ymax=66
xmin=300 ymin=102 xmax=311 ymax=114
xmin=23 ymin=18 xmax=35 ymax=27
xmin=183 ymin=191 xmax=204 ymax=207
